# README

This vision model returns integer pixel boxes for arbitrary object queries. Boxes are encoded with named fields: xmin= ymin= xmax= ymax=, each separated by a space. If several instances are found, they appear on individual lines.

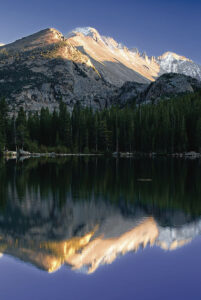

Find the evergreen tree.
xmin=196 ymin=118 xmax=201 ymax=152
xmin=0 ymin=98 xmax=8 ymax=152
xmin=40 ymin=107 xmax=51 ymax=146
xmin=16 ymin=107 xmax=29 ymax=149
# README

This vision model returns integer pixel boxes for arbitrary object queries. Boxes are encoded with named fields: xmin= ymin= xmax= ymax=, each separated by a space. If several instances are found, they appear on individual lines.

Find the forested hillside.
xmin=0 ymin=90 xmax=201 ymax=154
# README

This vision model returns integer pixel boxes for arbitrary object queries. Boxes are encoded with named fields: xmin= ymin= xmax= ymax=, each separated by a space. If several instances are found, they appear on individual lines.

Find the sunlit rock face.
xmin=157 ymin=52 xmax=201 ymax=81
xmin=0 ymin=28 xmax=114 ymax=113
xmin=67 ymin=27 xmax=159 ymax=85
xmin=67 ymin=28 xmax=201 ymax=85
xmin=1 ymin=28 xmax=64 ymax=52
xmin=0 ymin=27 xmax=201 ymax=112
xmin=158 ymin=52 xmax=192 ymax=63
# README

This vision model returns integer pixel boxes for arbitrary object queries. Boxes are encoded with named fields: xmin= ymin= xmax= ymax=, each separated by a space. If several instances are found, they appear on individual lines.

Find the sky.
xmin=0 ymin=0 xmax=201 ymax=63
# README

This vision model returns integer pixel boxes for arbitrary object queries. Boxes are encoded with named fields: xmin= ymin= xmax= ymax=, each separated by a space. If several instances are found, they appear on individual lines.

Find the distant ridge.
xmin=0 ymin=26 xmax=201 ymax=112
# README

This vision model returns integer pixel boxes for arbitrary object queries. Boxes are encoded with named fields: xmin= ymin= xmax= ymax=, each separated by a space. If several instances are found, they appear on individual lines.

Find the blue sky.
xmin=0 ymin=0 xmax=201 ymax=63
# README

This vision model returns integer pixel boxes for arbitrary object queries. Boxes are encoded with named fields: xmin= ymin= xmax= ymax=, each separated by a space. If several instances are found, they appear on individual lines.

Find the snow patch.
xmin=72 ymin=27 xmax=96 ymax=37
xmin=157 ymin=52 xmax=201 ymax=81
xmin=67 ymin=27 xmax=101 ymax=39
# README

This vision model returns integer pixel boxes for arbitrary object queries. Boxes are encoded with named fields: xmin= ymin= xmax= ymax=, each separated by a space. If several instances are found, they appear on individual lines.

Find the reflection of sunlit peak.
xmin=170 ymin=239 xmax=192 ymax=250
xmin=66 ymin=217 xmax=159 ymax=274
xmin=157 ymin=239 xmax=192 ymax=251
xmin=0 ymin=244 xmax=7 ymax=253
xmin=39 ymin=229 xmax=96 ymax=273
xmin=0 ymin=214 xmax=198 ymax=275
xmin=47 ymin=258 xmax=62 ymax=273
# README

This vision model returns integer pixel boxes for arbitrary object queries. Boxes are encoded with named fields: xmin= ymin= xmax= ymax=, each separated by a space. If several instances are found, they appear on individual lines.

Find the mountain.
xmin=0 ymin=27 xmax=201 ymax=112
xmin=1 ymin=28 xmax=64 ymax=51
xmin=112 ymin=73 xmax=201 ymax=106
xmin=140 ymin=73 xmax=201 ymax=103
xmin=67 ymin=27 xmax=159 ymax=85
xmin=0 ymin=28 xmax=114 ymax=112
xmin=68 ymin=27 xmax=201 ymax=83
xmin=157 ymin=51 xmax=201 ymax=81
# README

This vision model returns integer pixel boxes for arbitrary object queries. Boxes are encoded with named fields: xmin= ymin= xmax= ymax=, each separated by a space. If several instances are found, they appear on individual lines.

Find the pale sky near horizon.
xmin=0 ymin=0 xmax=201 ymax=63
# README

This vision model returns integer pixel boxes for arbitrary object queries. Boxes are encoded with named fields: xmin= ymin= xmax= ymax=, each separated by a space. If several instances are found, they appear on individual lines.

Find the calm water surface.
xmin=0 ymin=157 xmax=201 ymax=300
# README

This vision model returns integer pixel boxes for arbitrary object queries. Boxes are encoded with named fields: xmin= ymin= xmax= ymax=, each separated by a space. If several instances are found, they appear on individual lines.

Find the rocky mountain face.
xmin=157 ymin=52 xmax=201 ymax=81
xmin=140 ymin=73 xmax=201 ymax=103
xmin=0 ymin=28 xmax=115 ymax=112
xmin=112 ymin=81 xmax=148 ymax=106
xmin=68 ymin=27 xmax=201 ymax=83
xmin=0 ymin=27 xmax=201 ymax=112
xmin=67 ymin=27 xmax=159 ymax=85
xmin=112 ymin=73 xmax=201 ymax=106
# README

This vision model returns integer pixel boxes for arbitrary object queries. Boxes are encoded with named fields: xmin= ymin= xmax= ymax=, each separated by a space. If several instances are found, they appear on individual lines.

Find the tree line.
xmin=0 ymin=91 xmax=201 ymax=154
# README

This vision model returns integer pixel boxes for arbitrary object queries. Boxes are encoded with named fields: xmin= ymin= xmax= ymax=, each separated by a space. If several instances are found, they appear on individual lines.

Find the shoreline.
xmin=2 ymin=151 xmax=201 ymax=160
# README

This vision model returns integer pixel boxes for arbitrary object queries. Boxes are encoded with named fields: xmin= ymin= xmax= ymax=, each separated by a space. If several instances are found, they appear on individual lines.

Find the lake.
xmin=0 ymin=157 xmax=201 ymax=300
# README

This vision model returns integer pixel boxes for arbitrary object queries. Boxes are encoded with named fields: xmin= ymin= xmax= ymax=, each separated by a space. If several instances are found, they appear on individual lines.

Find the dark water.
xmin=0 ymin=157 xmax=201 ymax=300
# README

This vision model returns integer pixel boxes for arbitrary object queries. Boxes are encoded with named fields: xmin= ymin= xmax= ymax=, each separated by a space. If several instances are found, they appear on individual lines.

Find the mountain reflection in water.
xmin=0 ymin=157 xmax=200 ymax=274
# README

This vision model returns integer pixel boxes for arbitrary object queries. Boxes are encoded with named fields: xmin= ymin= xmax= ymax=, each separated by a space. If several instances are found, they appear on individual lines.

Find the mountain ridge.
xmin=0 ymin=26 xmax=201 ymax=112
xmin=1 ymin=26 xmax=201 ymax=82
xmin=68 ymin=26 xmax=201 ymax=82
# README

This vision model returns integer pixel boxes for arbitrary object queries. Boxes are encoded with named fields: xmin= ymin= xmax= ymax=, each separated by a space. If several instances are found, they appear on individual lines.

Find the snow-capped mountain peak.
xmin=67 ymin=27 xmax=104 ymax=43
xmin=157 ymin=51 xmax=201 ymax=81
xmin=67 ymin=26 xmax=201 ymax=84
xmin=67 ymin=27 xmax=160 ymax=85
xmin=158 ymin=51 xmax=192 ymax=62
xmin=72 ymin=27 xmax=97 ymax=36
